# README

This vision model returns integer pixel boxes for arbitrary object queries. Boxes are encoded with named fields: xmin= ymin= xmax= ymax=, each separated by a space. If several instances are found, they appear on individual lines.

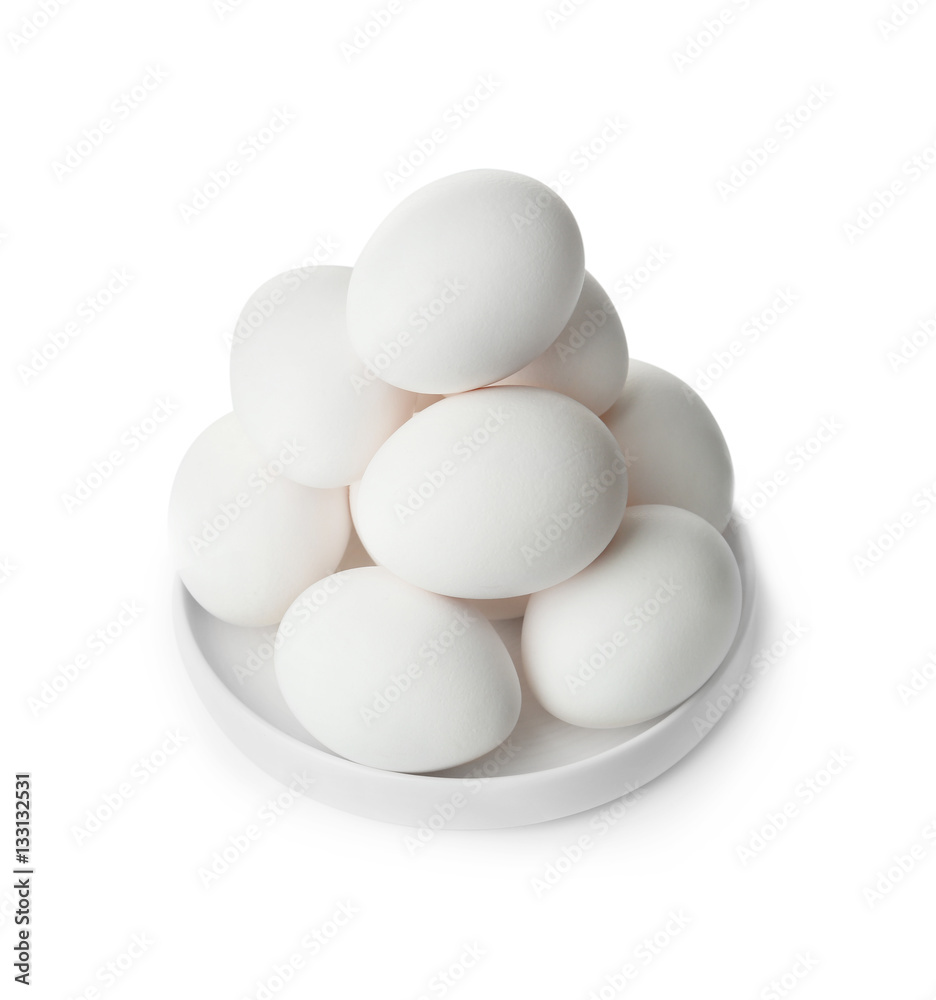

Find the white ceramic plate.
xmin=172 ymin=517 xmax=757 ymax=829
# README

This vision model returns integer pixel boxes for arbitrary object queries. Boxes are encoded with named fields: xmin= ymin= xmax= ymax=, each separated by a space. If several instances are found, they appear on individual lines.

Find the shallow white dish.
xmin=172 ymin=517 xmax=758 ymax=829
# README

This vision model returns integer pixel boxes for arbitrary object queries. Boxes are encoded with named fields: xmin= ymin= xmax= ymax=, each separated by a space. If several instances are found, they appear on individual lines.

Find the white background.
xmin=4 ymin=0 xmax=936 ymax=996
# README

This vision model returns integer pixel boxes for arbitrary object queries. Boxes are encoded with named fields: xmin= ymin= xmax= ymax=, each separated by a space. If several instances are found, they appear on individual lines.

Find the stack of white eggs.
xmin=169 ymin=169 xmax=741 ymax=775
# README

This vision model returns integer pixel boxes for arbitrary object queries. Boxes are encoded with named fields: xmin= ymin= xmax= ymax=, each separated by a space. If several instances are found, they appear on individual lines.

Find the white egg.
xmin=168 ymin=413 xmax=351 ymax=626
xmin=522 ymin=505 xmax=742 ymax=729
xmin=338 ymin=504 xmax=530 ymax=620
xmin=274 ymin=567 xmax=522 ymax=773
xmin=347 ymin=169 xmax=585 ymax=394
xmin=602 ymin=359 xmax=734 ymax=532
xmin=230 ymin=265 xmax=416 ymax=488
xmin=354 ymin=386 xmax=629 ymax=599
xmin=492 ymin=271 xmax=628 ymax=415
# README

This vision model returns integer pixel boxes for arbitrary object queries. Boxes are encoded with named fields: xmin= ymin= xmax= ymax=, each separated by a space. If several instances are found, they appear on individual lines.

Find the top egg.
xmin=346 ymin=169 xmax=585 ymax=395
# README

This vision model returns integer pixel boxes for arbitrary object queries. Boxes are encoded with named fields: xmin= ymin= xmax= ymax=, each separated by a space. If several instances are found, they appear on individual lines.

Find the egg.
xmin=522 ymin=505 xmax=742 ymax=729
xmin=168 ymin=412 xmax=351 ymax=626
xmin=346 ymin=169 xmax=585 ymax=394
xmin=354 ymin=386 xmax=629 ymax=599
xmin=602 ymin=359 xmax=734 ymax=532
xmin=230 ymin=265 xmax=415 ymax=488
xmin=492 ymin=271 xmax=628 ymax=415
xmin=274 ymin=567 xmax=522 ymax=773
xmin=338 ymin=507 xmax=530 ymax=620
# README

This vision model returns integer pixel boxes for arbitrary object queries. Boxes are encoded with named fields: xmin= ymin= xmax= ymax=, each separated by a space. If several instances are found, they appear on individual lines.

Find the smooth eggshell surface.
xmin=346 ymin=169 xmax=585 ymax=394
xmin=492 ymin=271 xmax=628 ymax=415
xmin=522 ymin=505 xmax=742 ymax=728
xmin=230 ymin=266 xmax=415 ymax=488
xmin=354 ymin=386 xmax=629 ymax=600
xmin=274 ymin=567 xmax=522 ymax=773
xmin=601 ymin=359 xmax=734 ymax=532
xmin=337 ymin=511 xmax=530 ymax=620
xmin=169 ymin=412 xmax=351 ymax=627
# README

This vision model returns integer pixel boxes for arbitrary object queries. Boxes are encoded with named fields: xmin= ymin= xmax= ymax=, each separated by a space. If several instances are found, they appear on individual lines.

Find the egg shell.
xmin=168 ymin=412 xmax=351 ymax=627
xmin=230 ymin=265 xmax=415 ymax=488
xmin=602 ymin=359 xmax=734 ymax=532
xmin=338 ymin=507 xmax=530 ymax=620
xmin=492 ymin=271 xmax=628 ymax=415
xmin=522 ymin=504 xmax=742 ymax=728
xmin=274 ymin=566 xmax=522 ymax=773
xmin=354 ymin=385 xmax=629 ymax=599
xmin=346 ymin=169 xmax=585 ymax=394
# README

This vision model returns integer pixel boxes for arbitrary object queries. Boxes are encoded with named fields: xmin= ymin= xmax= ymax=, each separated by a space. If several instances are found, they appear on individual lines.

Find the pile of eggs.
xmin=169 ymin=169 xmax=741 ymax=775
